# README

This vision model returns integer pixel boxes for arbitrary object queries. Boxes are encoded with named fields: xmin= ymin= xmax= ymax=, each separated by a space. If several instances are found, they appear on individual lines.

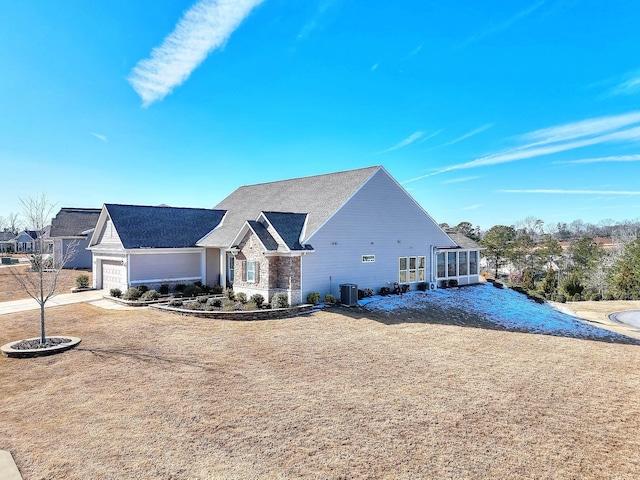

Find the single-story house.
xmin=49 ymin=208 xmax=101 ymax=268
xmin=0 ymin=230 xmax=50 ymax=253
xmin=88 ymin=166 xmax=482 ymax=303
xmin=0 ymin=230 xmax=16 ymax=253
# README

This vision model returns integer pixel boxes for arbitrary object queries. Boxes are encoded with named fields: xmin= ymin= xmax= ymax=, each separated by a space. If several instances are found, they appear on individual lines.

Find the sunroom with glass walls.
xmin=435 ymin=249 xmax=480 ymax=287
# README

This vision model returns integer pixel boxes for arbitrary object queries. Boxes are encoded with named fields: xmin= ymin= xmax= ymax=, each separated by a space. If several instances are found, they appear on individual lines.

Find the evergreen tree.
xmin=481 ymin=225 xmax=516 ymax=278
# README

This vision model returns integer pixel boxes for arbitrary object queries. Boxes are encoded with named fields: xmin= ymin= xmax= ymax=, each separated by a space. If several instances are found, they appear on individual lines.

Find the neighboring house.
xmin=88 ymin=205 xmax=226 ymax=292
xmin=49 ymin=208 xmax=101 ymax=268
xmin=88 ymin=166 xmax=483 ymax=303
xmin=0 ymin=230 xmax=16 ymax=253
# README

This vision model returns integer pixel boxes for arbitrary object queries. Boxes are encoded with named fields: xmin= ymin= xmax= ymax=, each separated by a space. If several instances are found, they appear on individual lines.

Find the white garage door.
xmin=102 ymin=260 xmax=127 ymax=291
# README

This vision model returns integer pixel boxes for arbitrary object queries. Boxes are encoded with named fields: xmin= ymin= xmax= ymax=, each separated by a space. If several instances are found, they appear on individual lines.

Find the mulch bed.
xmin=9 ymin=337 xmax=72 ymax=350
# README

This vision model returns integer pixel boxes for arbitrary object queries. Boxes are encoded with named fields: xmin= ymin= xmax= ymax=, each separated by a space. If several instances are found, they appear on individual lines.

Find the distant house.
xmin=49 ymin=208 xmax=101 ymax=268
xmin=88 ymin=166 xmax=482 ymax=303
xmin=0 ymin=230 xmax=16 ymax=253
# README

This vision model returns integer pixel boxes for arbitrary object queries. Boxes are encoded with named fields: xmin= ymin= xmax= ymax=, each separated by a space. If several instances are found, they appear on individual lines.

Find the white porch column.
xmin=219 ymin=249 xmax=227 ymax=287
xmin=200 ymin=249 xmax=207 ymax=285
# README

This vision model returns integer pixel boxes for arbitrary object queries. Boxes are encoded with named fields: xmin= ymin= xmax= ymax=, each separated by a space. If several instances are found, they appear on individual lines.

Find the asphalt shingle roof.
xmin=50 ymin=208 xmax=101 ymax=237
xmin=105 ymin=204 xmax=226 ymax=249
xmin=200 ymin=166 xmax=380 ymax=247
xmin=246 ymin=221 xmax=279 ymax=251
xmin=263 ymin=212 xmax=312 ymax=251
xmin=445 ymin=231 xmax=483 ymax=250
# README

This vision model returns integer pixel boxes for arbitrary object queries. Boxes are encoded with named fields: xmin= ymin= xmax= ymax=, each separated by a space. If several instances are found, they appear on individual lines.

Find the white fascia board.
xmin=257 ymin=212 xmax=290 ymax=253
xmin=229 ymin=222 xmax=251 ymax=249
xmin=126 ymin=247 xmax=203 ymax=255
xmin=87 ymin=205 xmax=108 ymax=247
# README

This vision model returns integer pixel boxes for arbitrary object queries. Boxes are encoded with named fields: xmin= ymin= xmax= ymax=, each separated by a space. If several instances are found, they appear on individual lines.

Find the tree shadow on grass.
xmin=331 ymin=304 xmax=640 ymax=347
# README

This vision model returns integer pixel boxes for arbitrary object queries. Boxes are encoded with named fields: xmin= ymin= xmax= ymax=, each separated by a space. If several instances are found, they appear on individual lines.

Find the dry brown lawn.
xmin=1 ymin=303 xmax=640 ymax=479
xmin=0 ymin=264 xmax=92 ymax=302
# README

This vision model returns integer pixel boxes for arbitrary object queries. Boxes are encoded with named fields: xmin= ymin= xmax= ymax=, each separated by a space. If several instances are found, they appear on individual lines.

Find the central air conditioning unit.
xmin=340 ymin=284 xmax=358 ymax=307
xmin=429 ymin=282 xmax=437 ymax=290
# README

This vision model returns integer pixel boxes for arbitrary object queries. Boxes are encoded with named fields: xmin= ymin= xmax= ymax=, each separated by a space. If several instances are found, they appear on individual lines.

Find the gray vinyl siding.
xmin=95 ymin=219 xmax=121 ymax=246
xmin=62 ymin=238 xmax=92 ymax=269
xmin=205 ymin=248 xmax=221 ymax=286
xmin=302 ymin=169 xmax=455 ymax=299
xmin=129 ymin=251 xmax=201 ymax=283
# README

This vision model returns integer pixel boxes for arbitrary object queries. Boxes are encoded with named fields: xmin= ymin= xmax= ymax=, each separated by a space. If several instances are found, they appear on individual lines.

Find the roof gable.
xmin=50 ymin=208 xmax=101 ymax=237
xmin=104 ymin=204 xmax=226 ymax=249
xmin=199 ymin=166 xmax=380 ymax=247
xmin=262 ymin=212 xmax=311 ymax=251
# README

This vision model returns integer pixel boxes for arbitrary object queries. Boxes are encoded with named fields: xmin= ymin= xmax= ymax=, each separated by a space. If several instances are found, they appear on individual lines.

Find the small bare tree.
xmin=10 ymin=194 xmax=78 ymax=344
xmin=7 ymin=212 xmax=23 ymax=235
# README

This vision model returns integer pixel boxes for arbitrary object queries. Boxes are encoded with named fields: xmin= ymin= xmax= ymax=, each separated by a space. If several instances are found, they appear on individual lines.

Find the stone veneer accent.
xmin=233 ymin=230 xmax=303 ymax=305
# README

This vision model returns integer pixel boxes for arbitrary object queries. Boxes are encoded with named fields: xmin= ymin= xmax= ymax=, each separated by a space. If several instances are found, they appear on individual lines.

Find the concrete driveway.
xmin=0 ymin=289 xmax=120 ymax=315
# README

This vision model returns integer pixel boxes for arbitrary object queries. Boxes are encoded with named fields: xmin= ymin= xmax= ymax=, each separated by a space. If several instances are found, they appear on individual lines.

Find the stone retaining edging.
xmin=150 ymin=303 xmax=314 ymax=320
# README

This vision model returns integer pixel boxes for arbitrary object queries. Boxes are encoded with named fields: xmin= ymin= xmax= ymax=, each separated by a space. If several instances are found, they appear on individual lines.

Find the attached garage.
xmin=101 ymin=260 xmax=127 ymax=291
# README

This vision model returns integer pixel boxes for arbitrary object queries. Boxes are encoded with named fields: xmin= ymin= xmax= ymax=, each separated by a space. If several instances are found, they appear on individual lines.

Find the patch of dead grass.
xmin=0 ymin=265 xmax=92 ymax=302
xmin=1 ymin=305 xmax=640 ymax=479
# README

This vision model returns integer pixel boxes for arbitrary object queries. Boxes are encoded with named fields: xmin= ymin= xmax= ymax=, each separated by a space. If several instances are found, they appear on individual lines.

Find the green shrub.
xmin=604 ymin=291 xmax=615 ymax=301
xmin=590 ymin=292 xmax=602 ymax=301
xmin=552 ymin=293 xmax=567 ymax=303
xmin=236 ymin=292 xmax=247 ymax=304
xmin=211 ymin=284 xmax=223 ymax=294
xmin=122 ymin=287 xmax=142 ymax=301
xmin=324 ymin=293 xmax=336 ymax=304
xmin=307 ymin=292 xmax=320 ymax=304
xmin=175 ymin=284 xmax=186 ymax=293
xmin=159 ymin=284 xmax=170 ymax=295
xmin=223 ymin=299 xmax=235 ymax=312
xmin=271 ymin=292 xmax=289 ymax=309
xmin=208 ymin=298 xmax=223 ymax=308
xmin=168 ymin=299 xmax=183 ymax=307
xmin=250 ymin=293 xmax=264 ymax=307
xmin=140 ymin=289 xmax=160 ymax=301
xmin=75 ymin=274 xmax=90 ymax=289
xmin=225 ymin=288 xmax=235 ymax=301
xmin=110 ymin=288 xmax=122 ymax=298
xmin=562 ymin=273 xmax=584 ymax=297
xmin=521 ymin=268 xmax=535 ymax=291
xmin=246 ymin=301 xmax=257 ymax=310
xmin=197 ymin=295 xmax=209 ymax=304
xmin=378 ymin=287 xmax=391 ymax=296
xmin=528 ymin=293 xmax=546 ymax=304
xmin=183 ymin=284 xmax=203 ymax=297
xmin=417 ymin=282 xmax=428 ymax=292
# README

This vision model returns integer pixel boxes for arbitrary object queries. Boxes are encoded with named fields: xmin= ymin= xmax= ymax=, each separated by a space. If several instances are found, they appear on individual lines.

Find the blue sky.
xmin=2 ymin=0 xmax=640 ymax=231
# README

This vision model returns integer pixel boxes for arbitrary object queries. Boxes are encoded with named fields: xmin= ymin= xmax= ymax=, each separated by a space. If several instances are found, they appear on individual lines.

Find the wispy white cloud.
xmin=555 ymin=154 xmax=640 ymax=165
xmin=498 ymin=189 xmax=640 ymax=196
xmin=377 ymin=131 xmax=424 ymax=154
xmin=128 ymin=0 xmax=263 ymax=107
xmin=608 ymin=71 xmax=640 ymax=97
xmin=298 ymin=0 xmax=340 ymax=39
xmin=403 ymin=111 xmax=640 ymax=184
xmin=461 ymin=0 xmax=547 ymax=47
xmin=441 ymin=175 xmax=483 ymax=184
xmin=434 ymin=123 xmax=493 ymax=149
xmin=89 ymin=132 xmax=107 ymax=142
xmin=462 ymin=204 xmax=483 ymax=211
xmin=403 ymin=42 xmax=424 ymax=60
